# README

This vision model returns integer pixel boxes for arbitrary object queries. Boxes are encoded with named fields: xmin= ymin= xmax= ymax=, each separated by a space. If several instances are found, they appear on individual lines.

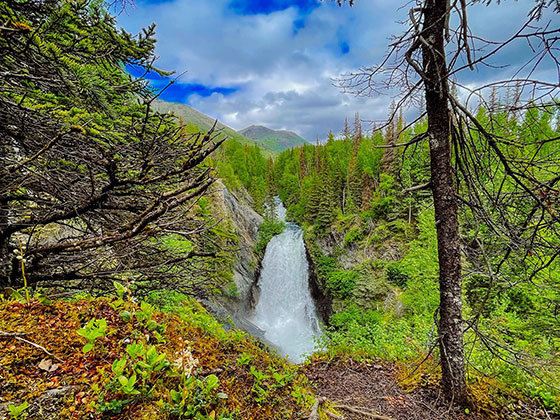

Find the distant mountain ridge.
xmin=151 ymin=100 xmax=305 ymax=154
xmin=151 ymin=99 xmax=255 ymax=148
xmin=240 ymin=125 xmax=308 ymax=152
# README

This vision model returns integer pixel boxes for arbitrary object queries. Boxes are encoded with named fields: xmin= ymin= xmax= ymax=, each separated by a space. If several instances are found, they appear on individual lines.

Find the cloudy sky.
xmin=118 ymin=0 xmax=557 ymax=141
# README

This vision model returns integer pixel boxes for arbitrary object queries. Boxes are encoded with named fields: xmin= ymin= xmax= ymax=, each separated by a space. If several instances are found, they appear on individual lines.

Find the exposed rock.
xmin=305 ymin=246 xmax=333 ymax=324
xmin=210 ymin=181 xmax=262 ymax=310
xmin=380 ymin=243 xmax=402 ymax=261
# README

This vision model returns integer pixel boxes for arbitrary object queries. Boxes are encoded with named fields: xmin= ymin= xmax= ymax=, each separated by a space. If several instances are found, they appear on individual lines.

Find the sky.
xmin=117 ymin=0 xmax=558 ymax=141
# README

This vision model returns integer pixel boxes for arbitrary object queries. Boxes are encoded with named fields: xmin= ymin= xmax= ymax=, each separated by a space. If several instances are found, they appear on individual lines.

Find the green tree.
xmin=0 ymin=0 xmax=224 ymax=295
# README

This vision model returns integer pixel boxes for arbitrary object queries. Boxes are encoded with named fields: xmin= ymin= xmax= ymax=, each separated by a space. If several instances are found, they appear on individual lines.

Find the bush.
xmin=386 ymin=264 xmax=410 ymax=288
xmin=369 ymin=196 xmax=394 ymax=220
xmin=255 ymin=219 xmax=285 ymax=255
xmin=343 ymin=226 xmax=363 ymax=246
xmin=315 ymin=253 xmax=337 ymax=283
xmin=326 ymin=269 xmax=358 ymax=299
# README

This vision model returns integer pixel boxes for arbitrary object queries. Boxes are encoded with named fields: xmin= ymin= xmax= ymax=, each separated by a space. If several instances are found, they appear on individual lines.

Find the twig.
xmin=0 ymin=330 xmax=27 ymax=336
xmin=308 ymin=398 xmax=321 ymax=420
xmin=334 ymin=404 xmax=395 ymax=420
xmin=0 ymin=329 xmax=63 ymax=362
xmin=323 ymin=410 xmax=343 ymax=420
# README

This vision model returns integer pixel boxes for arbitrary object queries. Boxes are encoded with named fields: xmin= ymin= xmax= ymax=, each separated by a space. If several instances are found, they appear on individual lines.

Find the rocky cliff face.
xmin=210 ymin=181 xmax=262 ymax=312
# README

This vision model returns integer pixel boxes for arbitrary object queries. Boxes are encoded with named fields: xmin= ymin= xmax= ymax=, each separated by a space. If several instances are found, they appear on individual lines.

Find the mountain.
xmin=151 ymin=99 xmax=257 ymax=148
xmin=240 ymin=125 xmax=308 ymax=152
xmin=152 ymin=100 xmax=307 ymax=153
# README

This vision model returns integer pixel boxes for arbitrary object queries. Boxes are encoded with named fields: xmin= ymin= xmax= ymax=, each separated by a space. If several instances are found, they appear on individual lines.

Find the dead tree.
xmin=336 ymin=0 xmax=560 ymax=405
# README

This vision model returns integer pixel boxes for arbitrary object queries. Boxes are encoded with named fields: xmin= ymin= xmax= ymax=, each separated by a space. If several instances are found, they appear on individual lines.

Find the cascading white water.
xmin=251 ymin=198 xmax=321 ymax=362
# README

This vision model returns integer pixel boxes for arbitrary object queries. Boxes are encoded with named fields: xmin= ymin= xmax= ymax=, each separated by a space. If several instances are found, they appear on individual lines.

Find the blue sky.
xmin=118 ymin=0 xmax=558 ymax=140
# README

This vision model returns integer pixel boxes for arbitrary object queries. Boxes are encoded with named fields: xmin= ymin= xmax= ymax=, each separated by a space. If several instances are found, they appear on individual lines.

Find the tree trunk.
xmin=0 ymin=197 xmax=11 ymax=289
xmin=421 ymin=0 xmax=468 ymax=405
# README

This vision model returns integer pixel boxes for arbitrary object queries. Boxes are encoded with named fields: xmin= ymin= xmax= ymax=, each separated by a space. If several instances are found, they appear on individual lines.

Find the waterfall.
xmin=251 ymin=198 xmax=321 ymax=362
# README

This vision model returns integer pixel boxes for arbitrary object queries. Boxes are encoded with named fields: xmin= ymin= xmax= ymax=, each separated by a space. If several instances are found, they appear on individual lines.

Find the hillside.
xmin=151 ymin=100 xmax=258 ymax=149
xmin=240 ymin=125 xmax=308 ymax=152
xmin=0 ymin=292 xmax=312 ymax=419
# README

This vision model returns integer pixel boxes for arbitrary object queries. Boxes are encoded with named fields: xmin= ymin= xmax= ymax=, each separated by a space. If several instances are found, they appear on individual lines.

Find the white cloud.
xmin=118 ymin=0 xmax=556 ymax=140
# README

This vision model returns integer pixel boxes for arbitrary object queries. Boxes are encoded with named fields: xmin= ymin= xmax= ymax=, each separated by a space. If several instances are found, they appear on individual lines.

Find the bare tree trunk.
xmin=0 ymin=197 xmax=11 ymax=289
xmin=421 ymin=0 xmax=467 ymax=405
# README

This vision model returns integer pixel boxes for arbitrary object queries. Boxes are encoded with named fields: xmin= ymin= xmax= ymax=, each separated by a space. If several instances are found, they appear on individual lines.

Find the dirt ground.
xmin=303 ymin=358 xmax=522 ymax=420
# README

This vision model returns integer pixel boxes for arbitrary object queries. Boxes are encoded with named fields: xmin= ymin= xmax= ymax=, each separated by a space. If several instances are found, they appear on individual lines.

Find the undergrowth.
xmin=0 ymin=285 xmax=314 ymax=419
xmin=314 ymin=209 xmax=560 ymax=418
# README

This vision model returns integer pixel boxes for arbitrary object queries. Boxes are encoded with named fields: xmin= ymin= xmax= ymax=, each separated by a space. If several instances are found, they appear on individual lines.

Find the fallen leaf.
xmin=38 ymin=358 xmax=59 ymax=372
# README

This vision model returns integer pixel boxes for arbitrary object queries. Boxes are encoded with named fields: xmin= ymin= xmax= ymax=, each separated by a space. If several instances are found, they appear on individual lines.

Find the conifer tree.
xmin=353 ymin=112 xmax=363 ymax=143
xmin=0 ymin=0 xmax=224 ymax=295
xmin=342 ymin=117 xmax=351 ymax=139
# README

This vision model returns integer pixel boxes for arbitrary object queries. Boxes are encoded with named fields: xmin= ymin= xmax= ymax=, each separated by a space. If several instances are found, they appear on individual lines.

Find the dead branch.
xmin=0 ymin=329 xmax=64 ymax=362
xmin=333 ymin=404 xmax=395 ymax=420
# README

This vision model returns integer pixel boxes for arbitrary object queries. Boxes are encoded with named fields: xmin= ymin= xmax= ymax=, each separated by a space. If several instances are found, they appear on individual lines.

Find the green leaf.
xmin=113 ymin=281 xmax=126 ymax=299
xmin=126 ymin=342 xmax=144 ymax=358
xmin=206 ymin=374 xmax=219 ymax=391
xmin=37 ymin=293 xmax=52 ymax=306
xmin=118 ymin=375 xmax=129 ymax=387
xmin=127 ymin=374 xmax=137 ymax=387
xmin=170 ymin=389 xmax=182 ymax=403
xmin=136 ymin=361 xmax=151 ymax=370
xmin=112 ymin=358 xmax=127 ymax=375
xmin=8 ymin=401 xmax=29 ymax=417
xmin=146 ymin=319 xmax=158 ymax=331
xmin=82 ymin=343 xmax=94 ymax=353
xmin=120 ymin=310 xmax=132 ymax=323
xmin=5 ymin=288 xmax=23 ymax=302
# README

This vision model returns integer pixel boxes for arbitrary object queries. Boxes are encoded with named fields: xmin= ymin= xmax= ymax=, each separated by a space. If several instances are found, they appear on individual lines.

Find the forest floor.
xmin=303 ymin=358 xmax=555 ymax=420
xmin=0 ymin=294 xmax=556 ymax=420
xmin=303 ymin=358 xmax=477 ymax=420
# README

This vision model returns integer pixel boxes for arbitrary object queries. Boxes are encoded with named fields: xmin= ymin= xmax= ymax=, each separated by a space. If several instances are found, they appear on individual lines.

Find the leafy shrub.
xmin=386 ymin=264 xmax=410 ymax=288
xmin=326 ymin=270 xmax=358 ymax=299
xmin=324 ymin=305 xmax=423 ymax=361
xmin=343 ymin=226 xmax=363 ymax=246
xmin=368 ymin=196 xmax=394 ymax=220
xmin=315 ymin=254 xmax=337 ymax=285
xmin=255 ymin=220 xmax=285 ymax=255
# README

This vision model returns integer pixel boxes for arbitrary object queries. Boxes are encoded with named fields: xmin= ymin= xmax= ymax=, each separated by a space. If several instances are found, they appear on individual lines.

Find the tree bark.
xmin=0 ymin=197 xmax=11 ymax=288
xmin=421 ymin=0 xmax=468 ymax=405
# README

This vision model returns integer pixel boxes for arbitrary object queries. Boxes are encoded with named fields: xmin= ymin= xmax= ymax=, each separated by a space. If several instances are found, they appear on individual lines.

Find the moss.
xmin=0 ymin=292 xmax=313 ymax=419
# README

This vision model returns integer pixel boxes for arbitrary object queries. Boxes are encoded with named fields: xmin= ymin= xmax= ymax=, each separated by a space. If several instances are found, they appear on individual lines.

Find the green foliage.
xmin=0 ymin=0 xmax=228 ymax=295
xmin=290 ymin=385 xmax=314 ymax=406
xmin=76 ymin=318 xmax=108 ymax=353
xmin=119 ymin=310 xmax=132 ymax=323
xmin=166 ymin=374 xmax=227 ymax=419
xmin=212 ymin=139 xmax=270 ymax=212
xmin=385 ymin=264 xmax=410 ymax=288
xmin=325 ymin=269 xmax=358 ymax=299
xmin=324 ymin=304 xmax=427 ymax=361
xmin=343 ymin=226 xmax=363 ymax=246
xmin=314 ymin=254 xmax=337 ymax=286
xmin=255 ymin=219 xmax=285 ymax=256
xmin=236 ymin=352 xmax=252 ymax=366
xmin=8 ymin=402 xmax=28 ymax=419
